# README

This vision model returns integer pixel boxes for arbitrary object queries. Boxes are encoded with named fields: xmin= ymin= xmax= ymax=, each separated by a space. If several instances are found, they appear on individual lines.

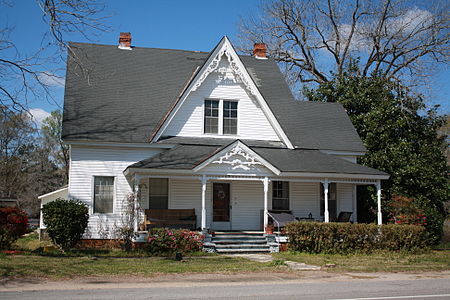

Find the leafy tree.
xmin=42 ymin=198 xmax=89 ymax=251
xmin=41 ymin=110 xmax=69 ymax=182
xmin=305 ymin=73 xmax=449 ymax=243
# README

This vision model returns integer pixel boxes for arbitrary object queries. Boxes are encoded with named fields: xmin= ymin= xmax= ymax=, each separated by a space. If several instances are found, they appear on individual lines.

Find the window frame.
xmin=222 ymin=100 xmax=238 ymax=135
xmin=204 ymin=99 xmax=220 ymax=134
xmin=272 ymin=181 xmax=290 ymax=211
xmin=92 ymin=175 xmax=116 ymax=214
xmin=148 ymin=178 xmax=170 ymax=210
xmin=203 ymin=98 xmax=239 ymax=136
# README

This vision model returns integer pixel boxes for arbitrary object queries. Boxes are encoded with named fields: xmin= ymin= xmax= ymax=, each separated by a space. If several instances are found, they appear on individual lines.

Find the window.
xmin=149 ymin=178 xmax=168 ymax=209
xmin=204 ymin=99 xmax=238 ymax=135
xmin=94 ymin=176 xmax=114 ymax=213
xmin=204 ymin=100 xmax=219 ymax=134
xmin=320 ymin=183 xmax=337 ymax=220
xmin=223 ymin=101 xmax=238 ymax=135
xmin=272 ymin=181 xmax=289 ymax=210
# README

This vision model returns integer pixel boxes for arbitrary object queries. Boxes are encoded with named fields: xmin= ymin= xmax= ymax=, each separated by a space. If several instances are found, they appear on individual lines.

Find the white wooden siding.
xmin=290 ymin=182 xmax=321 ymax=219
xmin=69 ymin=145 xmax=162 ymax=239
xmin=337 ymin=183 xmax=354 ymax=216
xmin=231 ymin=181 xmax=264 ymax=230
xmin=169 ymin=179 xmax=206 ymax=229
xmin=163 ymin=58 xmax=280 ymax=141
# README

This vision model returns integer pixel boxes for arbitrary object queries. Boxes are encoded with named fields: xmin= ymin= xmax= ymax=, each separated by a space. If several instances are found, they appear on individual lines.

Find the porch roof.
xmin=126 ymin=143 xmax=388 ymax=177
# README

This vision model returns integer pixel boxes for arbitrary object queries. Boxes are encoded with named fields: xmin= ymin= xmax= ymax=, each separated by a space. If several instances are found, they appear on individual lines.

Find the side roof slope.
xmin=62 ymin=41 xmax=366 ymax=152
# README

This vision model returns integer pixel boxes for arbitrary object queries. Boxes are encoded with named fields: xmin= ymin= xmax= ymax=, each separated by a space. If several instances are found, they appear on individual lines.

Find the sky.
xmin=2 ymin=0 xmax=449 ymax=124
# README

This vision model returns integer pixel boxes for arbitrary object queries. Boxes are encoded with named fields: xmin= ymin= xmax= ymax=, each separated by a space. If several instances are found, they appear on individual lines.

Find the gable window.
xmin=223 ymin=101 xmax=238 ymax=135
xmin=204 ymin=99 xmax=238 ymax=135
xmin=320 ymin=183 xmax=337 ymax=220
xmin=272 ymin=181 xmax=289 ymax=211
xmin=94 ymin=176 xmax=114 ymax=213
xmin=204 ymin=100 xmax=219 ymax=134
xmin=149 ymin=178 xmax=169 ymax=209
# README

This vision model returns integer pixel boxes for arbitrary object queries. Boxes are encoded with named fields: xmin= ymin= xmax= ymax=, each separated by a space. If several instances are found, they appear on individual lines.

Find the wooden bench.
xmin=145 ymin=209 xmax=196 ymax=230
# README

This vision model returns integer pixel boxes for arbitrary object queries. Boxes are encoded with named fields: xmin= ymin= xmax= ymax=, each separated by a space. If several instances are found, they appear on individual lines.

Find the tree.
xmin=1 ymin=0 xmax=110 ymax=113
xmin=238 ymin=0 xmax=449 ymax=87
xmin=0 ymin=108 xmax=36 ymax=199
xmin=305 ymin=72 xmax=449 ymax=243
xmin=41 ymin=110 xmax=69 ymax=182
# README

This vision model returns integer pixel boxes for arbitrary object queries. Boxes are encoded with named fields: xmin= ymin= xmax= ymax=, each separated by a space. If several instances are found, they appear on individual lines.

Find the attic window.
xmin=204 ymin=99 xmax=238 ymax=135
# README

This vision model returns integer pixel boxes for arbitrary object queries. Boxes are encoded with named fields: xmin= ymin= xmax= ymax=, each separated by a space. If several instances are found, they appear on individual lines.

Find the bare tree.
xmin=0 ymin=0 xmax=110 ymax=114
xmin=238 ymin=0 xmax=449 ymax=87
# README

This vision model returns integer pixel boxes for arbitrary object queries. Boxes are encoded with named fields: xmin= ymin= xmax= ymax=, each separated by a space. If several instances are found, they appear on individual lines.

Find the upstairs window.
xmin=93 ymin=176 xmax=114 ymax=213
xmin=223 ymin=101 xmax=238 ymax=135
xmin=204 ymin=99 xmax=238 ymax=135
xmin=204 ymin=100 xmax=219 ymax=134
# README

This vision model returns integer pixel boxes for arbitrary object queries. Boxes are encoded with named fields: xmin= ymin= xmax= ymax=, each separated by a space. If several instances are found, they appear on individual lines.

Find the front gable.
xmin=194 ymin=140 xmax=280 ymax=176
xmin=153 ymin=37 xmax=294 ymax=148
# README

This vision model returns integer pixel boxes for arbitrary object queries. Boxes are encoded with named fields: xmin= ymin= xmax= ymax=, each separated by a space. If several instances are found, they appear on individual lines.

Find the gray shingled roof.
xmin=62 ymin=42 xmax=366 ymax=152
xmin=127 ymin=144 xmax=387 ymax=176
xmin=157 ymin=136 xmax=287 ymax=148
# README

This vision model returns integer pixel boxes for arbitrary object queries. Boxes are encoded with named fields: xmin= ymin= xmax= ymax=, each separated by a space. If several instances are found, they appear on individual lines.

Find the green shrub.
xmin=0 ymin=207 xmax=28 ymax=249
xmin=286 ymin=222 xmax=428 ymax=254
xmin=42 ymin=198 xmax=89 ymax=251
xmin=146 ymin=228 xmax=203 ymax=255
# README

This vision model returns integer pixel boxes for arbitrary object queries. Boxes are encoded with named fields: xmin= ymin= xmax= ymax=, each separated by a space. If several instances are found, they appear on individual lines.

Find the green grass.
xmin=0 ymin=255 xmax=282 ymax=279
xmin=273 ymin=250 xmax=450 ymax=273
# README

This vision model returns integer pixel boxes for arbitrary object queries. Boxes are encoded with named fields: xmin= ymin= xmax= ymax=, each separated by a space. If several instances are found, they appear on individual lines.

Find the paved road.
xmin=1 ymin=277 xmax=449 ymax=300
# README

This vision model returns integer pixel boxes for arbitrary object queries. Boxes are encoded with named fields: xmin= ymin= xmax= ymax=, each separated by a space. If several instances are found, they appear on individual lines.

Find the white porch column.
xmin=201 ymin=175 xmax=207 ymax=231
xmin=263 ymin=177 xmax=269 ymax=229
xmin=376 ymin=180 xmax=382 ymax=225
xmin=322 ymin=179 xmax=330 ymax=223
xmin=133 ymin=175 xmax=140 ymax=232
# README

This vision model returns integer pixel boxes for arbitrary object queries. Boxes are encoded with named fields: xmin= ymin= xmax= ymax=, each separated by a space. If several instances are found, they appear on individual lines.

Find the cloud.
xmin=38 ymin=72 xmax=65 ymax=87
xmin=29 ymin=108 xmax=51 ymax=127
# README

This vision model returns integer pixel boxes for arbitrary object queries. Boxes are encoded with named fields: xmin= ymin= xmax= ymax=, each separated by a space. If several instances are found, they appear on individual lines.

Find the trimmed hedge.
xmin=146 ymin=228 xmax=204 ymax=255
xmin=285 ymin=222 xmax=428 ymax=253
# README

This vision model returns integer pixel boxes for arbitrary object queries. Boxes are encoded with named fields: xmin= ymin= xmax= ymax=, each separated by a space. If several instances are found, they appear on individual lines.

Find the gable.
xmin=161 ymin=55 xmax=280 ymax=141
xmin=194 ymin=141 xmax=280 ymax=176
xmin=153 ymin=37 xmax=294 ymax=148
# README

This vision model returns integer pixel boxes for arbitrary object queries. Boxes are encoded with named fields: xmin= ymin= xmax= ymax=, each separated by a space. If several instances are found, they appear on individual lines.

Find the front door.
xmin=212 ymin=183 xmax=231 ymax=230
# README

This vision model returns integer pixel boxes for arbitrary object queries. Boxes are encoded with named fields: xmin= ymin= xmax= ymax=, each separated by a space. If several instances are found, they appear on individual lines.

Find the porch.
xmin=132 ymin=174 xmax=384 ymax=232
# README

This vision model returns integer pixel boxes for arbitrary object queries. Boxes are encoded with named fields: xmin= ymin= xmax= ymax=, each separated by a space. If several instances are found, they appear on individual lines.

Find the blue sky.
xmin=2 ymin=0 xmax=448 ymax=123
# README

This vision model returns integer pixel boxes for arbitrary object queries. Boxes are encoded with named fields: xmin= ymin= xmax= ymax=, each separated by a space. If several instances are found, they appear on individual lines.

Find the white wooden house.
xmin=46 ymin=34 xmax=389 ymax=240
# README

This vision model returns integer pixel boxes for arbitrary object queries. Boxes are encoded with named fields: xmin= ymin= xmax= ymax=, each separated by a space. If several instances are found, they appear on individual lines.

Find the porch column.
xmin=376 ymin=180 xmax=382 ymax=225
xmin=133 ymin=175 xmax=140 ymax=232
xmin=322 ymin=179 xmax=330 ymax=223
xmin=263 ymin=177 xmax=269 ymax=229
xmin=201 ymin=175 xmax=207 ymax=231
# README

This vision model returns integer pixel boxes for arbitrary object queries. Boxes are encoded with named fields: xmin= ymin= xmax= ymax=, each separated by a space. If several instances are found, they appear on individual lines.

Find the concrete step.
xmin=213 ymin=239 xmax=268 ymax=244
xmin=215 ymin=244 xmax=270 ymax=249
xmin=216 ymin=248 xmax=271 ymax=253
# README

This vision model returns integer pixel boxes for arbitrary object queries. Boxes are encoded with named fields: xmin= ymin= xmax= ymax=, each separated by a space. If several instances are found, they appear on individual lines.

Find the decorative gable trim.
xmin=151 ymin=36 xmax=294 ymax=149
xmin=193 ymin=140 xmax=280 ymax=175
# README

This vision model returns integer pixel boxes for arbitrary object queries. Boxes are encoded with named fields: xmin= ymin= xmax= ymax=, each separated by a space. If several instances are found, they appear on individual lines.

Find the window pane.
xmin=272 ymin=181 xmax=289 ymax=211
xmin=204 ymin=100 xmax=219 ymax=134
xmin=94 ymin=176 xmax=114 ymax=213
xmin=149 ymin=178 xmax=168 ymax=209
xmin=223 ymin=101 xmax=237 ymax=135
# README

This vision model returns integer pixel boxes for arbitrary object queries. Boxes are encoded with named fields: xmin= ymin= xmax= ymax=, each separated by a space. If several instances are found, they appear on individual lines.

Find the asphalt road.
xmin=1 ymin=277 xmax=449 ymax=300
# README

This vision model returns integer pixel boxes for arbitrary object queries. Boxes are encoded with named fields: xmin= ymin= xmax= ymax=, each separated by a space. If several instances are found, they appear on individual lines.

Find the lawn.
xmin=0 ymin=255 xmax=281 ymax=279
xmin=273 ymin=250 xmax=450 ymax=273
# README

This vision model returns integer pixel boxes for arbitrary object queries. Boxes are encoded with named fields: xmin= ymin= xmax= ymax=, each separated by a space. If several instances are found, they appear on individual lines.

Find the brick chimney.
xmin=253 ymin=43 xmax=267 ymax=59
xmin=118 ymin=32 xmax=132 ymax=49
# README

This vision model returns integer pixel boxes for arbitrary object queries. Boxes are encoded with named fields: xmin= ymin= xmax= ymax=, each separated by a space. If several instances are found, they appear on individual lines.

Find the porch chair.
xmin=335 ymin=211 xmax=352 ymax=223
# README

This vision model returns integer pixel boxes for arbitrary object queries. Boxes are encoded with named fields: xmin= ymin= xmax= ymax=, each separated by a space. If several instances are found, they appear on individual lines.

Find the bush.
xmin=146 ymin=228 xmax=203 ymax=255
xmin=0 ymin=207 xmax=28 ymax=249
xmin=286 ymin=222 xmax=428 ymax=254
xmin=42 ymin=198 xmax=89 ymax=251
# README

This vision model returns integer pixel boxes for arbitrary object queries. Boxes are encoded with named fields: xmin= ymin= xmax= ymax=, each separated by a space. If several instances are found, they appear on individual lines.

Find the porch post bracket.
xmin=322 ymin=179 xmax=330 ymax=223
xmin=376 ymin=180 xmax=382 ymax=225
xmin=263 ymin=177 xmax=269 ymax=229
xmin=201 ymin=175 xmax=208 ymax=231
